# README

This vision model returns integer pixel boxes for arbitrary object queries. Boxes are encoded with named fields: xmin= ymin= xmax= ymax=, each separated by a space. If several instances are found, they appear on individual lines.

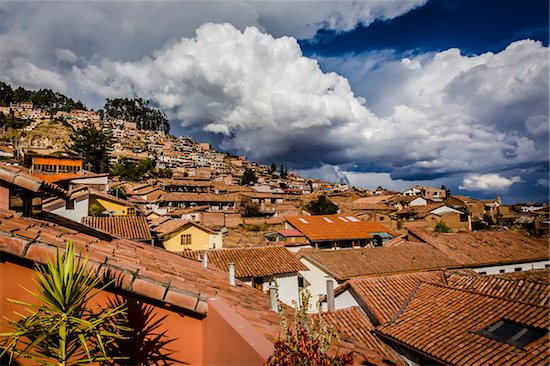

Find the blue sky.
xmin=0 ymin=0 xmax=548 ymax=203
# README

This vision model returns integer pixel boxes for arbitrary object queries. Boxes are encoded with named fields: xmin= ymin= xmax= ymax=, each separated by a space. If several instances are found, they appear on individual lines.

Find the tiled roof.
xmin=491 ymin=268 xmax=549 ymax=283
xmin=395 ymin=203 xmax=446 ymax=218
xmin=81 ymin=216 xmax=152 ymax=241
xmin=319 ymin=307 xmax=404 ymax=365
xmin=341 ymin=271 xmax=445 ymax=324
xmin=444 ymin=271 xmax=549 ymax=306
xmin=448 ymin=195 xmax=481 ymax=203
xmin=153 ymin=219 xmax=216 ymax=237
xmin=158 ymin=192 xmax=238 ymax=203
xmin=409 ymin=228 xmax=549 ymax=267
xmin=0 ymin=163 xmax=70 ymax=199
xmin=286 ymin=215 xmax=397 ymax=242
xmin=298 ymin=243 xmax=459 ymax=281
xmin=278 ymin=229 xmax=304 ymax=237
xmin=89 ymin=189 xmax=134 ymax=208
xmin=351 ymin=195 xmax=396 ymax=205
xmin=375 ymin=283 xmax=549 ymax=366
xmin=0 ymin=209 xmax=391 ymax=364
xmin=180 ymin=246 xmax=308 ymax=278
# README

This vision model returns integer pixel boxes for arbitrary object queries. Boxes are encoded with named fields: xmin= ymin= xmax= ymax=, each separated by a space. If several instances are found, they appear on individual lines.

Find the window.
xmin=478 ymin=271 xmax=487 ymax=275
xmin=181 ymin=234 xmax=192 ymax=246
xmin=477 ymin=320 xmax=548 ymax=348
xmin=514 ymin=267 xmax=522 ymax=272
xmin=499 ymin=269 xmax=506 ymax=274
xmin=545 ymin=264 xmax=549 ymax=269
xmin=65 ymin=199 xmax=74 ymax=210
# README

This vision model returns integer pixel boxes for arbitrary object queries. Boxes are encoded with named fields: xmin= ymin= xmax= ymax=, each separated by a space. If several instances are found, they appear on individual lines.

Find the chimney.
xmin=326 ymin=277 xmax=335 ymax=312
xmin=229 ymin=262 xmax=236 ymax=286
xmin=269 ymin=282 xmax=278 ymax=312
xmin=202 ymin=251 xmax=208 ymax=269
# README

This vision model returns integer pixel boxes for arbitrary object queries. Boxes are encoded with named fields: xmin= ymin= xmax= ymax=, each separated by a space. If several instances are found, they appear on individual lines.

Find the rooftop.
xmin=180 ymin=246 xmax=308 ymax=278
xmin=81 ymin=216 xmax=152 ymax=241
xmin=286 ymin=215 xmax=397 ymax=242
xmin=409 ymin=228 xmax=549 ymax=268
xmin=376 ymin=283 xmax=549 ymax=365
xmin=297 ymin=243 xmax=459 ymax=281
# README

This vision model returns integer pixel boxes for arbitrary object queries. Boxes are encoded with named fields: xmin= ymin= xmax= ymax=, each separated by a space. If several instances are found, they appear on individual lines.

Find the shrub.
xmin=434 ymin=220 xmax=451 ymax=233
xmin=265 ymin=290 xmax=353 ymax=366
xmin=0 ymin=242 xmax=127 ymax=365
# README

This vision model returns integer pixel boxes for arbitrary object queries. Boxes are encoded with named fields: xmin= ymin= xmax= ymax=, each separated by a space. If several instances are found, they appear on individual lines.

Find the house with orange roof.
xmin=0 ymin=164 xmax=393 ymax=366
xmin=181 ymin=246 xmax=308 ymax=306
xmin=396 ymin=203 xmax=471 ymax=231
xmin=284 ymin=214 xmax=398 ymax=250
xmin=152 ymin=219 xmax=223 ymax=251
xmin=375 ymin=282 xmax=549 ymax=365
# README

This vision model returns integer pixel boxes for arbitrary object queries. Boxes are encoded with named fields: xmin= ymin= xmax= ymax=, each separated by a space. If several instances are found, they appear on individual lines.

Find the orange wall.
xmin=203 ymin=298 xmax=274 ymax=366
xmin=32 ymin=157 xmax=83 ymax=167
xmin=1 ymin=260 xmax=276 ymax=366
xmin=0 ymin=261 xmax=202 ymax=365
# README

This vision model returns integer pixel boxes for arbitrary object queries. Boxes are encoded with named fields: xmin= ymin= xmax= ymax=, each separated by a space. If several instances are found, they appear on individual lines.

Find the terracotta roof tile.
xmin=286 ymin=215 xmax=398 ymax=242
xmin=180 ymin=246 xmax=308 ymax=278
xmin=158 ymin=192 xmax=238 ymax=203
xmin=319 ymin=307 xmax=404 ymax=364
xmin=409 ymin=228 xmax=549 ymax=267
xmin=444 ymin=271 xmax=549 ymax=306
xmin=81 ymin=216 xmax=152 ymax=241
xmin=0 ymin=208 xmax=393 ymax=365
xmin=298 ymin=244 xmax=459 ymax=281
xmin=341 ymin=271 xmax=445 ymax=324
xmin=376 ymin=283 xmax=549 ymax=366
xmin=491 ymin=268 xmax=549 ymax=283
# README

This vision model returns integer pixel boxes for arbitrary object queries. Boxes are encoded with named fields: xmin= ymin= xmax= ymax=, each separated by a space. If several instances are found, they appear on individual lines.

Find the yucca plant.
xmin=0 ymin=242 xmax=128 ymax=365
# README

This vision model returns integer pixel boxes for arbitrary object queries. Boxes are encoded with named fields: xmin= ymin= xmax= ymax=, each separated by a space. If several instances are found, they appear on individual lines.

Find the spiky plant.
xmin=0 ymin=242 xmax=128 ymax=365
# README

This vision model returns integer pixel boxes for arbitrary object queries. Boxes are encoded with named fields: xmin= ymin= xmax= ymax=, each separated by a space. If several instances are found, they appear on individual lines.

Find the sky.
xmin=0 ymin=0 xmax=548 ymax=203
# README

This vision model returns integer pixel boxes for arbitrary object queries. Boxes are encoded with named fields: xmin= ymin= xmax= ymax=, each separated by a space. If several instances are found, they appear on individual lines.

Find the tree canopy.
xmin=0 ymin=81 xmax=86 ymax=113
xmin=111 ymin=158 xmax=172 ymax=181
xmin=305 ymin=195 xmax=339 ymax=215
xmin=240 ymin=168 xmax=257 ymax=186
xmin=69 ymin=123 xmax=113 ymax=173
xmin=103 ymin=98 xmax=170 ymax=133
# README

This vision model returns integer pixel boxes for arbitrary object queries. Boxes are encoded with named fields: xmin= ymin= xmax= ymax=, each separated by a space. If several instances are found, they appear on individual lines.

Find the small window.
xmin=181 ymin=234 xmax=192 ymax=246
xmin=298 ymin=277 xmax=304 ymax=288
xmin=65 ymin=199 xmax=74 ymax=210
xmin=514 ymin=267 xmax=522 ymax=272
xmin=379 ymin=217 xmax=384 ymax=221
xmin=545 ymin=264 xmax=549 ymax=269
xmin=477 ymin=320 xmax=548 ymax=348
xmin=499 ymin=269 xmax=506 ymax=274
xmin=478 ymin=271 xmax=487 ymax=275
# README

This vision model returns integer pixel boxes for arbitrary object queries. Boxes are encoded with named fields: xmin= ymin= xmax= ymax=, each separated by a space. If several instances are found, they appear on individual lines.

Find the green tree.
xmin=239 ymin=196 xmax=261 ymax=217
xmin=0 ymin=81 xmax=13 ymax=106
xmin=270 ymin=162 xmax=277 ymax=174
xmin=305 ymin=195 xmax=339 ymax=215
xmin=241 ymin=168 xmax=257 ymax=186
xmin=69 ymin=122 xmax=113 ymax=173
xmin=434 ymin=220 xmax=451 ymax=233
xmin=279 ymin=164 xmax=288 ymax=179
xmin=103 ymin=98 xmax=169 ymax=133
xmin=0 ymin=242 xmax=127 ymax=365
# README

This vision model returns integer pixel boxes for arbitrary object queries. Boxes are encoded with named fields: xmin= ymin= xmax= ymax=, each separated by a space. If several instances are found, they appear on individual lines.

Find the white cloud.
xmin=54 ymin=48 xmax=78 ymax=63
xmin=536 ymin=178 xmax=549 ymax=188
xmin=459 ymin=174 xmax=522 ymax=191
xmin=72 ymin=26 xmax=548 ymax=181
xmin=0 ymin=35 xmax=66 ymax=92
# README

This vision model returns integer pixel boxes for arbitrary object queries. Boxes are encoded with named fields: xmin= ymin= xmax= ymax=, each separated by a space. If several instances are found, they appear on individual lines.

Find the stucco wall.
xmin=45 ymin=195 xmax=89 ymax=223
xmin=473 ymin=260 xmax=549 ymax=275
xmin=0 ymin=261 xmax=203 ymax=365
xmin=164 ymin=225 xmax=212 ymax=251
xmin=275 ymin=273 xmax=300 ymax=306
xmin=299 ymin=258 xmax=335 ymax=313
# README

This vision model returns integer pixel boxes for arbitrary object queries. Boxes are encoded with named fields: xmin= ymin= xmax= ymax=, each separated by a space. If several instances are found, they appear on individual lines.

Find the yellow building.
xmin=153 ymin=219 xmax=222 ymax=252
xmin=89 ymin=191 xmax=136 ymax=216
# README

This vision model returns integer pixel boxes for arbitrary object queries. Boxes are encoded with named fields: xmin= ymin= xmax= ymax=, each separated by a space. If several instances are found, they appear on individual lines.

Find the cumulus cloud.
xmin=459 ymin=174 xmax=522 ymax=191
xmin=0 ymin=35 xmax=66 ymax=91
xmin=0 ymin=1 xmax=425 ymax=66
xmin=54 ymin=48 xmax=78 ymax=63
xmin=73 ymin=26 xmax=548 ymax=184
